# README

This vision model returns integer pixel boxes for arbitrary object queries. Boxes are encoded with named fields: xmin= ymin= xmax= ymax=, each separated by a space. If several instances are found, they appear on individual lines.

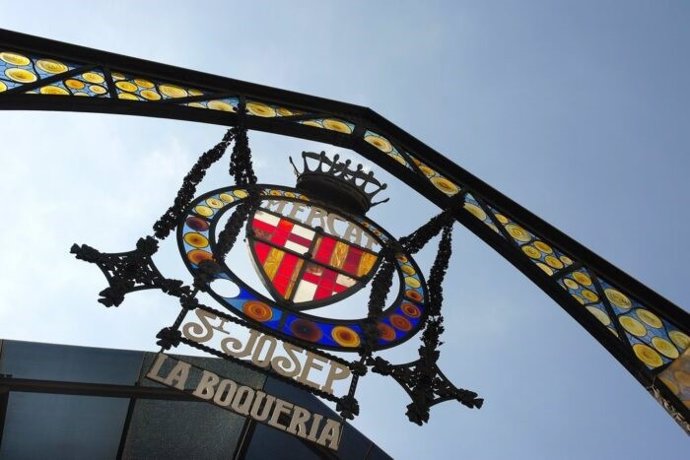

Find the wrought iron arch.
xmin=1 ymin=28 xmax=688 ymax=431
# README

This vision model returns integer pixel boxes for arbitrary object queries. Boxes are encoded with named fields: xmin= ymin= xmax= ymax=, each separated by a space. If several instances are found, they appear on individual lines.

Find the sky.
xmin=1 ymin=1 xmax=689 ymax=458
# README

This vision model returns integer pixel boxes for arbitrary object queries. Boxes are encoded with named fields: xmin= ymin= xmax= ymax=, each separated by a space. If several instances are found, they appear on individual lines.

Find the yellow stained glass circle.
xmin=82 ymin=72 xmax=105 ymax=84
xmin=184 ymin=232 xmax=209 ymax=249
xmin=301 ymin=120 xmax=322 ymax=128
xmin=604 ymin=288 xmax=632 ymax=309
xmin=401 ymin=265 xmax=416 ymax=276
xmin=506 ymin=224 xmax=531 ymax=242
xmin=159 ymin=84 xmax=187 ymax=98
xmin=669 ymin=330 xmax=690 ymax=351
xmin=652 ymin=337 xmax=679 ymax=359
xmin=322 ymin=119 xmax=352 ymax=133
xmin=116 ymin=81 xmax=138 ymax=92
xmin=246 ymin=101 xmax=276 ymax=117
xmin=494 ymin=213 xmax=509 ymax=224
xmin=536 ymin=263 xmax=553 ymax=276
xmin=39 ymin=85 xmax=69 ymax=96
xmin=431 ymin=176 xmax=459 ymax=196
xmin=111 ymin=72 xmax=125 ymax=80
xmin=206 ymin=198 xmax=223 ymax=209
xmin=533 ymin=241 xmax=553 ymax=254
xmin=522 ymin=245 xmax=541 ymax=259
xmin=633 ymin=343 xmax=663 ymax=368
xmin=572 ymin=271 xmax=592 ymax=286
xmin=586 ymin=306 xmax=611 ymax=326
xmin=140 ymin=89 xmax=161 ymax=101
xmin=284 ymin=192 xmax=296 ymax=198
xmin=636 ymin=309 xmax=662 ymax=329
xmin=188 ymin=88 xmax=204 ymax=96
xmin=619 ymin=315 xmax=647 ymax=337
xmin=234 ymin=190 xmax=248 ymax=199
xmin=392 ymin=154 xmax=407 ymax=166
xmin=418 ymin=164 xmax=435 ymax=177
xmin=563 ymin=278 xmax=579 ymax=290
xmin=464 ymin=203 xmax=487 ymax=221
xmin=5 ymin=68 xmax=36 ymax=83
xmin=364 ymin=134 xmax=393 ymax=153
xmin=134 ymin=78 xmax=154 ymax=88
xmin=73 ymin=92 xmax=88 ymax=97
xmin=331 ymin=326 xmax=361 ymax=347
xmin=118 ymin=92 xmax=138 ymax=100
xmin=0 ymin=51 xmax=30 ymax=66
xmin=405 ymin=277 xmax=421 ymax=289
xmin=194 ymin=205 xmax=213 ymax=217
xmin=560 ymin=255 xmax=573 ymax=266
xmin=544 ymin=255 xmax=564 ymax=269
xmin=208 ymin=100 xmax=235 ymax=112
xmin=64 ymin=79 xmax=85 ymax=90
xmin=188 ymin=248 xmax=214 ymax=265
xmin=36 ymin=59 xmax=67 ymax=74
xmin=277 ymin=107 xmax=294 ymax=116
xmin=581 ymin=289 xmax=599 ymax=303
xmin=188 ymin=102 xmax=205 ymax=108
xmin=0 ymin=81 xmax=6 ymax=92
xmin=219 ymin=193 xmax=234 ymax=203
xmin=90 ymin=85 xmax=107 ymax=95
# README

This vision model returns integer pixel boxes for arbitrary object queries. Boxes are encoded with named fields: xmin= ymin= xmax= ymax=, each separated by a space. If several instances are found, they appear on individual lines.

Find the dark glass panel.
xmin=244 ymin=422 xmax=324 ymax=460
xmin=121 ymin=398 xmax=246 ymax=459
xmin=0 ymin=340 xmax=143 ymax=385
xmin=0 ymin=392 xmax=128 ymax=460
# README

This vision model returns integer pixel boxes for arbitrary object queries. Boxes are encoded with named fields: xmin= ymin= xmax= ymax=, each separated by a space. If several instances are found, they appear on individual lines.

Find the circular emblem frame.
xmin=177 ymin=185 xmax=430 ymax=352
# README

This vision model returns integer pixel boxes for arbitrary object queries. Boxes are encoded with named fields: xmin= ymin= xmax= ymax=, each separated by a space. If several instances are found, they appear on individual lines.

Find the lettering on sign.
xmin=263 ymin=200 xmax=379 ymax=251
xmin=146 ymin=353 xmax=343 ymax=451
xmin=181 ymin=308 xmax=353 ymax=396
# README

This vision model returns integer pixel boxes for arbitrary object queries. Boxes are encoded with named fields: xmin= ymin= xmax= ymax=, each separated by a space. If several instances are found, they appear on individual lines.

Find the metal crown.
xmin=290 ymin=151 xmax=388 ymax=215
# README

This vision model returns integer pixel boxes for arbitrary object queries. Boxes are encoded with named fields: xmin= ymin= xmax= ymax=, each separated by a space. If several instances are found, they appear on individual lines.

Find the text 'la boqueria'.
xmin=146 ymin=353 xmax=343 ymax=451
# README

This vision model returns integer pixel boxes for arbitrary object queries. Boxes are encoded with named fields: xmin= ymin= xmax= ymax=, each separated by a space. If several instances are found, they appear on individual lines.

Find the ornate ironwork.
xmin=292 ymin=151 xmax=388 ymax=215
xmin=2 ymin=28 xmax=688 ymax=432
xmin=70 ymin=237 xmax=188 ymax=307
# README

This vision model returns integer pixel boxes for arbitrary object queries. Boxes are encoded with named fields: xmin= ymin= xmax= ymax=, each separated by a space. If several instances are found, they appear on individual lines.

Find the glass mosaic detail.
xmin=110 ymin=71 xmax=205 ymax=102
xmin=25 ymin=70 xmax=111 ymax=98
xmin=245 ymin=100 xmax=304 ymax=118
xmin=484 ymin=200 xmax=689 ymax=400
xmin=410 ymin=157 xmax=461 ymax=196
xmin=594 ymin=278 xmax=689 ymax=369
xmin=299 ymin=118 xmax=355 ymax=134
xmin=363 ymin=130 xmax=413 ymax=169
xmin=247 ymin=208 xmax=378 ymax=307
xmin=183 ymin=97 xmax=239 ymax=112
xmin=178 ymin=186 xmax=428 ymax=352
xmin=463 ymin=193 xmax=502 ymax=235
xmin=0 ymin=50 xmax=80 ymax=93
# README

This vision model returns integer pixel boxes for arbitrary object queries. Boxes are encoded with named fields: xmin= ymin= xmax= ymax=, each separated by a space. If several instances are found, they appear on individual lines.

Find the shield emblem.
xmin=247 ymin=206 xmax=379 ymax=309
